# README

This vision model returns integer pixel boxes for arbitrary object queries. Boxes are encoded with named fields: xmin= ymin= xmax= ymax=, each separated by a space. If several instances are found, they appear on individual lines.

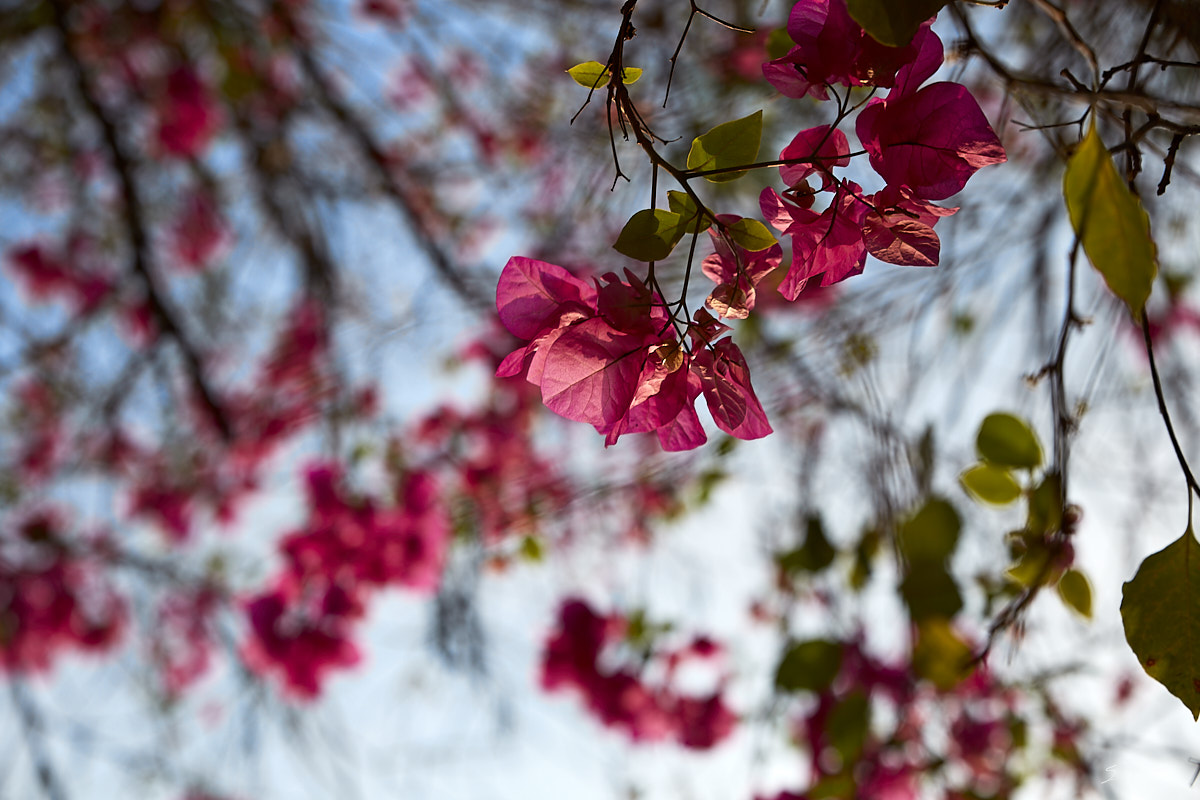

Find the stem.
xmin=1140 ymin=310 xmax=1200 ymax=496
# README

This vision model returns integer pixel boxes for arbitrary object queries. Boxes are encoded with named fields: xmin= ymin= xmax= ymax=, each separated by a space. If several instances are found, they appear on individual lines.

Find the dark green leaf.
xmin=976 ymin=413 xmax=1043 ymax=469
xmin=775 ymin=639 xmax=843 ymax=693
xmin=1064 ymin=123 xmax=1158 ymax=318
xmin=1121 ymin=526 xmax=1200 ymax=719
xmin=898 ymin=497 xmax=961 ymax=564
xmin=687 ymin=111 xmax=762 ymax=183
xmin=826 ymin=690 xmax=870 ymax=762
xmin=779 ymin=514 xmax=837 ymax=574
xmin=613 ymin=208 xmax=684 ymax=261
xmin=846 ymin=0 xmax=949 ymax=47
xmin=901 ymin=563 xmax=963 ymax=621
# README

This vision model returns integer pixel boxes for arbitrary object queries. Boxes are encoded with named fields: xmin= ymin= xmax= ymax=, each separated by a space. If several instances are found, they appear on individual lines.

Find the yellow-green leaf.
xmin=913 ymin=618 xmax=974 ymax=690
xmin=667 ymin=190 xmax=712 ymax=235
xmin=567 ymin=61 xmax=643 ymax=89
xmin=687 ymin=111 xmax=762 ymax=183
xmin=1057 ymin=568 xmax=1093 ymax=619
xmin=846 ymin=0 xmax=949 ymax=47
xmin=960 ymin=463 xmax=1022 ymax=505
xmin=1121 ymin=526 xmax=1200 ymax=719
xmin=613 ymin=208 xmax=684 ymax=262
xmin=1064 ymin=123 xmax=1158 ymax=318
xmin=727 ymin=218 xmax=776 ymax=252
xmin=976 ymin=413 xmax=1043 ymax=469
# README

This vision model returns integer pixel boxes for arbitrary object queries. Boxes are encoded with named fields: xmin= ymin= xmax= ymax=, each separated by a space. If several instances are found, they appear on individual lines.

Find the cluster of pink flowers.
xmin=765 ymin=637 xmax=1069 ymax=800
xmin=496 ymin=0 xmax=1005 ymax=450
xmin=761 ymin=9 xmax=1004 ymax=297
xmin=540 ymin=598 xmax=736 ymax=749
xmin=496 ymin=258 xmax=771 ymax=450
xmin=241 ymin=463 xmax=450 ymax=698
xmin=0 ymin=512 xmax=125 ymax=672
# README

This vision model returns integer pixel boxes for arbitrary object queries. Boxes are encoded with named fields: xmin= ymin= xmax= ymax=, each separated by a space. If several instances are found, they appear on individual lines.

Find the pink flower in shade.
xmin=152 ymin=589 xmax=217 ymax=697
xmin=156 ymin=66 xmax=221 ymax=159
xmin=6 ymin=243 xmax=113 ymax=313
xmin=540 ymin=598 xmax=737 ymax=750
xmin=170 ymin=188 xmax=229 ymax=271
xmin=129 ymin=484 xmax=193 ymax=543
xmin=241 ymin=577 xmax=364 ymax=700
xmin=762 ymin=0 xmax=935 ymax=101
xmin=0 ymin=512 xmax=126 ymax=673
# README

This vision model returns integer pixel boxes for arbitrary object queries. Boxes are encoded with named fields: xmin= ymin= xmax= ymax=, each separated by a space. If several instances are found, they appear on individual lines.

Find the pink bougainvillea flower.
xmin=856 ymin=82 xmax=1007 ymax=201
xmin=241 ymin=578 xmax=363 ymax=700
xmin=170 ymin=188 xmax=229 ymax=271
xmin=701 ymin=216 xmax=784 ymax=319
xmin=778 ymin=125 xmax=851 ymax=190
xmin=762 ymin=0 xmax=934 ymax=101
xmin=6 ymin=242 xmax=113 ymax=313
xmin=156 ymin=66 xmax=220 ymax=159
xmin=761 ymin=184 xmax=870 ymax=299
xmin=496 ymin=257 xmax=772 ymax=449
xmin=861 ymin=185 xmax=957 ymax=267
xmin=540 ymin=598 xmax=736 ymax=749
xmin=0 ymin=512 xmax=126 ymax=673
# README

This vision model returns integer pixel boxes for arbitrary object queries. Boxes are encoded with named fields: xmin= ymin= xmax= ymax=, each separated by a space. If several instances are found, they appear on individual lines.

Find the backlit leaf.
xmin=613 ymin=209 xmax=684 ymax=262
xmin=667 ymin=190 xmax=712 ymax=235
xmin=846 ymin=0 xmax=949 ymax=47
xmin=727 ymin=218 xmax=776 ymax=252
xmin=567 ymin=61 xmax=643 ymax=88
xmin=976 ymin=413 xmax=1042 ymax=469
xmin=913 ymin=618 xmax=974 ymax=690
xmin=960 ymin=463 xmax=1021 ymax=505
xmin=1064 ymin=123 xmax=1158 ymax=318
xmin=687 ymin=111 xmax=762 ymax=183
xmin=1057 ymin=568 xmax=1093 ymax=619
xmin=1121 ymin=526 xmax=1200 ymax=719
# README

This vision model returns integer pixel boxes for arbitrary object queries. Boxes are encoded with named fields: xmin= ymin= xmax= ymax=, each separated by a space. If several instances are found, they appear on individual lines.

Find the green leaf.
xmin=1064 ymin=123 xmax=1158 ymax=318
xmin=519 ymin=535 xmax=544 ymax=562
xmin=846 ymin=0 xmax=949 ymax=47
xmin=775 ymin=639 xmax=843 ymax=693
xmin=766 ymin=27 xmax=796 ymax=61
xmin=960 ymin=463 xmax=1022 ymax=505
xmin=901 ymin=563 xmax=963 ymax=621
xmin=1121 ymin=526 xmax=1200 ymax=719
xmin=779 ymin=514 xmax=837 ymax=575
xmin=1057 ymin=568 xmax=1093 ymax=619
xmin=727 ymin=218 xmax=776 ymax=252
xmin=666 ymin=190 xmax=712 ymax=235
xmin=567 ymin=61 xmax=643 ymax=89
xmin=687 ymin=110 xmax=762 ymax=183
xmin=898 ymin=497 xmax=961 ymax=564
xmin=913 ymin=618 xmax=974 ymax=690
xmin=826 ymin=690 xmax=870 ymax=762
xmin=976 ymin=413 xmax=1043 ymax=469
xmin=613 ymin=208 xmax=684 ymax=262
xmin=1028 ymin=472 xmax=1063 ymax=535
xmin=1005 ymin=538 xmax=1051 ymax=587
